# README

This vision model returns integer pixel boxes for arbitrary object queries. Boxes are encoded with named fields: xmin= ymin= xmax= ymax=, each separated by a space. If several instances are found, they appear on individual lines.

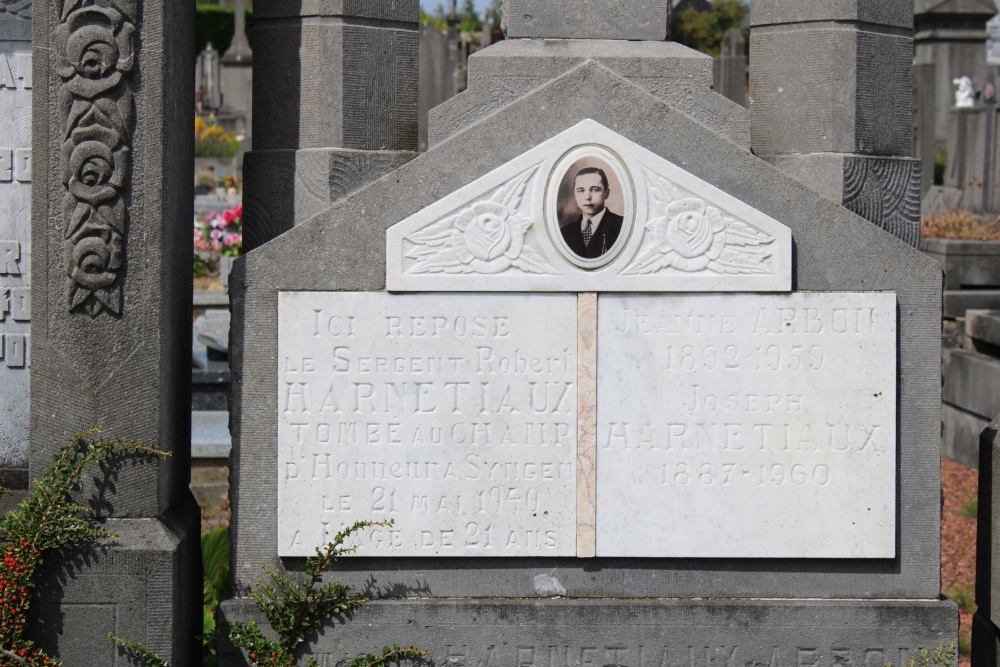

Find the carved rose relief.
xmin=623 ymin=168 xmax=775 ymax=276
xmin=64 ymin=123 xmax=128 ymax=205
xmin=56 ymin=5 xmax=135 ymax=98
xmin=403 ymin=166 xmax=558 ymax=276
xmin=450 ymin=201 xmax=528 ymax=274
xmin=57 ymin=0 xmax=135 ymax=316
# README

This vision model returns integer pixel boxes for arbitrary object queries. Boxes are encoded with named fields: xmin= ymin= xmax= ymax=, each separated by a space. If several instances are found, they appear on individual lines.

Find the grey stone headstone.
xmin=225 ymin=55 xmax=953 ymax=658
xmin=30 ymin=0 xmax=200 ymax=660
xmin=0 ymin=0 xmax=31 ymax=489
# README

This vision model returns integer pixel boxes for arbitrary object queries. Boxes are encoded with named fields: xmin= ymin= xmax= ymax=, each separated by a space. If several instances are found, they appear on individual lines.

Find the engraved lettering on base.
xmin=596 ymin=292 xmax=897 ymax=558
xmin=278 ymin=292 xmax=579 ymax=557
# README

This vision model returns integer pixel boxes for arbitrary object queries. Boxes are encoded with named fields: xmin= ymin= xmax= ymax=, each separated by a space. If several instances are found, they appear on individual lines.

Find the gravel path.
xmin=942 ymin=458 xmax=978 ymax=666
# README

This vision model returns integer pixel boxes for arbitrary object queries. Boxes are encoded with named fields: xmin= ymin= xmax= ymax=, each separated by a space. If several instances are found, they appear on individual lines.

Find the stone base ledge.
xmin=218 ymin=597 xmax=958 ymax=667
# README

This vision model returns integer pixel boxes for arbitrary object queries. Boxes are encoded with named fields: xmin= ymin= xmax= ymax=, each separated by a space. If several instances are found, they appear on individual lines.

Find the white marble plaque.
xmin=278 ymin=292 xmax=578 ymax=557
xmin=387 ymin=120 xmax=791 ymax=293
xmin=596 ymin=292 xmax=897 ymax=558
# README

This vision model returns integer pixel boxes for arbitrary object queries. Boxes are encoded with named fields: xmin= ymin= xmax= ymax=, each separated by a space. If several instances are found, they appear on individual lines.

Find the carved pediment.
xmin=387 ymin=120 xmax=792 ymax=292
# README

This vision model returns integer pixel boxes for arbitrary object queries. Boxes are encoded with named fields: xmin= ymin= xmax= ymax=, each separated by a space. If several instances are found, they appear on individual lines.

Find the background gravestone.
xmin=221 ymin=2 xmax=956 ymax=664
xmin=29 ymin=0 xmax=200 ymax=661
xmin=0 ymin=0 xmax=31 ymax=490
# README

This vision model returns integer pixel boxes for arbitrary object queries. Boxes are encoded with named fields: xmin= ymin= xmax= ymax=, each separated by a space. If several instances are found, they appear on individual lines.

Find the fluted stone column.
xmin=30 ymin=0 xmax=200 ymax=661
xmin=242 ymin=1 xmax=419 ymax=252
xmin=751 ymin=0 xmax=923 ymax=247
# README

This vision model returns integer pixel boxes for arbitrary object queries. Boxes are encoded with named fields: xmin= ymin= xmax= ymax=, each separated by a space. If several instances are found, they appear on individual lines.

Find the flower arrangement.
xmin=195 ymin=116 xmax=241 ymax=159
xmin=194 ymin=204 xmax=242 ymax=276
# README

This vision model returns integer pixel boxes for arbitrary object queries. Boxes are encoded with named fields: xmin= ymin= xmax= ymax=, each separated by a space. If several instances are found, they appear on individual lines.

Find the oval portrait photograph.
xmin=547 ymin=146 xmax=634 ymax=270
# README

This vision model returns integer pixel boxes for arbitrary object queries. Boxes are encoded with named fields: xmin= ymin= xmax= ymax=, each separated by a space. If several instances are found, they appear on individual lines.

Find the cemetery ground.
xmin=941 ymin=458 xmax=978 ymax=665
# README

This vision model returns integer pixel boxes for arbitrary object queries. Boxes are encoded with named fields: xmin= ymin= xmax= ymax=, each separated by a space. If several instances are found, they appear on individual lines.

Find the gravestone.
xmin=0 ymin=0 xmax=31 ymax=490
xmin=974 ymin=416 xmax=1000 ymax=665
xmin=29 ymin=0 xmax=200 ymax=660
xmin=221 ymin=2 xmax=956 ymax=663
xmin=713 ymin=27 xmax=745 ymax=107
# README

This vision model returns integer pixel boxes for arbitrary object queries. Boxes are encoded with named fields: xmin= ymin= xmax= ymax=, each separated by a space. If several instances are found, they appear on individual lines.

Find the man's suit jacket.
xmin=560 ymin=209 xmax=624 ymax=259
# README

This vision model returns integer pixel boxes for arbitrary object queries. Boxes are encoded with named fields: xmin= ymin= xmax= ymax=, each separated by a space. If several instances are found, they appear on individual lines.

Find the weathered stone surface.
xmin=968 ymin=310 xmax=1000 ymax=348
xmin=252 ymin=12 xmax=418 ymax=152
xmin=254 ymin=1 xmax=418 ymax=21
xmin=751 ymin=0 xmax=914 ymax=28
xmin=972 ymin=610 xmax=1000 ymax=667
xmin=923 ymin=238 xmax=1000 ymax=290
xmin=943 ymin=348 xmax=1000 ymax=420
xmin=430 ymin=40 xmax=749 ymax=149
xmin=943 ymin=403 xmax=989 ymax=469
xmin=0 ymin=15 xmax=31 ymax=488
xmin=30 ymin=0 xmax=200 ymax=660
xmin=218 ymin=598 xmax=958 ymax=667
xmin=228 ymin=62 xmax=942 ymax=599
xmin=502 ymin=0 xmax=668 ymax=40
xmin=242 ymin=148 xmax=414 ymax=252
xmin=944 ymin=290 xmax=1000 ymax=318
xmin=751 ymin=28 xmax=913 ymax=158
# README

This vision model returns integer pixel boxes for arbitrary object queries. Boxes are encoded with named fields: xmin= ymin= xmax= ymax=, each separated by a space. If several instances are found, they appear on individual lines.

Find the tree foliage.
xmin=670 ymin=0 xmax=748 ymax=58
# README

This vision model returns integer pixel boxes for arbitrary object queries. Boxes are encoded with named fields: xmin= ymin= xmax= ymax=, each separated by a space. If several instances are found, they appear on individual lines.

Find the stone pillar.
xmin=30 ymin=0 xmax=200 ymax=662
xmin=913 ymin=62 xmax=937 ymax=197
xmin=242 ymin=2 xmax=419 ymax=252
xmin=750 ymin=1 xmax=923 ymax=247
xmin=974 ymin=417 xmax=1000 ymax=665
xmin=0 ymin=0 xmax=32 ymax=490
xmin=715 ymin=27 xmax=746 ymax=106
xmin=914 ymin=0 xmax=997 ymax=148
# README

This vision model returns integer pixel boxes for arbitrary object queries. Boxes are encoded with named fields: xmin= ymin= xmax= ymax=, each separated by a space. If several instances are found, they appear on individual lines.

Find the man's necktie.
xmin=583 ymin=219 xmax=593 ymax=247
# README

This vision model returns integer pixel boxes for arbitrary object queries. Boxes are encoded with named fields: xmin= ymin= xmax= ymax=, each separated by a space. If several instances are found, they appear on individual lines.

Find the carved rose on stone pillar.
xmin=64 ymin=123 xmax=128 ymax=205
xmin=56 ymin=0 xmax=136 ymax=316
xmin=55 ymin=5 xmax=135 ymax=98
xmin=67 ymin=225 xmax=124 ymax=315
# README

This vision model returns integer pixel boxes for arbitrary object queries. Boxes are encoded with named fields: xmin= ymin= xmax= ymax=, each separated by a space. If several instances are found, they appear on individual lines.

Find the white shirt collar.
xmin=581 ymin=207 xmax=607 ymax=233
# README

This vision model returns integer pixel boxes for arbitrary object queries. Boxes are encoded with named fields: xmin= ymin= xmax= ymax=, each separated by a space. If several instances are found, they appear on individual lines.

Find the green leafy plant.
xmin=959 ymin=493 xmax=978 ymax=519
xmin=0 ymin=426 xmax=167 ymax=666
xmin=225 ymin=520 xmax=426 ymax=667
xmin=202 ymin=526 xmax=231 ymax=667
xmin=944 ymin=584 xmax=977 ymax=614
xmin=670 ymin=0 xmax=748 ymax=58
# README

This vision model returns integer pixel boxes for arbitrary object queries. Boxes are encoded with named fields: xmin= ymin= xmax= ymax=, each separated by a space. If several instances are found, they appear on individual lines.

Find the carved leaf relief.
xmin=403 ymin=165 xmax=559 ymax=276
xmin=621 ymin=167 xmax=775 ymax=276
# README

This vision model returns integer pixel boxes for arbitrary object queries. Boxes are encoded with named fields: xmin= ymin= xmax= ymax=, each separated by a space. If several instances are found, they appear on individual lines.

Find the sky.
xmin=420 ymin=0 xmax=492 ymax=14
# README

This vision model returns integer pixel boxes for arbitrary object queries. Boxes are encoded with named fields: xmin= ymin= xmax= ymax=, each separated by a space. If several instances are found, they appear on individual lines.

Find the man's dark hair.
xmin=574 ymin=167 xmax=610 ymax=192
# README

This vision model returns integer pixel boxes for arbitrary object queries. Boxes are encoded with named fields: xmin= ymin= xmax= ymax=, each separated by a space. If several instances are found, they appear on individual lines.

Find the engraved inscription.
xmin=596 ymin=293 xmax=897 ymax=558
xmin=0 ymin=53 xmax=32 ymax=90
xmin=0 ymin=286 xmax=30 ymax=321
xmin=307 ymin=643 xmax=931 ymax=667
xmin=0 ymin=242 xmax=21 ymax=275
xmin=278 ymin=292 xmax=578 ymax=557
xmin=0 ymin=149 xmax=29 ymax=183
xmin=0 ymin=333 xmax=29 ymax=368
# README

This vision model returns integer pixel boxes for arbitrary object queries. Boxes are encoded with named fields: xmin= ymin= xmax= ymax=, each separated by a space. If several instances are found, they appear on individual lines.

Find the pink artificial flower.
xmin=210 ymin=228 xmax=224 ymax=241
xmin=222 ymin=209 xmax=236 ymax=225
xmin=224 ymin=233 xmax=242 ymax=247
xmin=234 ymin=204 xmax=243 ymax=218
xmin=210 ymin=239 xmax=222 ymax=253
